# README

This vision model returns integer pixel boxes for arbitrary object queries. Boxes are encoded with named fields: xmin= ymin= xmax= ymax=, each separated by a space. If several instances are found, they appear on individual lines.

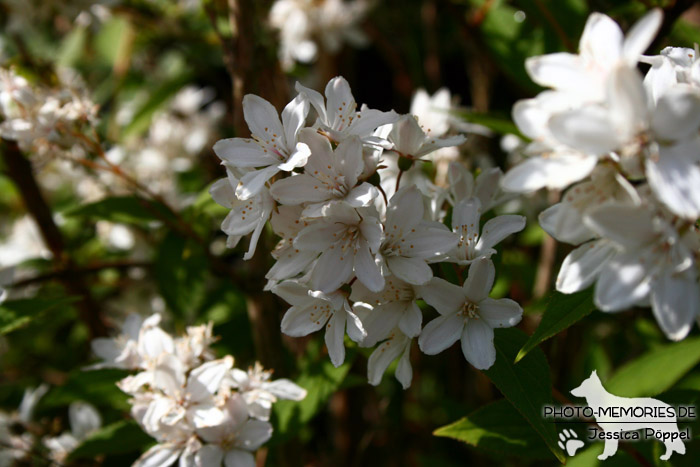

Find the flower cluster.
xmin=91 ymin=313 xmax=306 ymax=467
xmin=211 ymin=76 xmax=525 ymax=388
xmin=269 ymin=0 xmax=370 ymax=70
xmin=0 ymin=66 xmax=98 ymax=159
xmin=502 ymin=9 xmax=700 ymax=341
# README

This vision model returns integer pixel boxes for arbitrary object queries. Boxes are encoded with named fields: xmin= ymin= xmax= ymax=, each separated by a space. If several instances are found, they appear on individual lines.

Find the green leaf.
xmin=154 ymin=232 xmax=208 ymax=319
xmin=69 ymin=420 xmax=153 ymax=460
xmin=483 ymin=328 xmax=565 ymax=463
xmin=63 ymin=195 xmax=174 ymax=226
xmin=0 ymin=296 xmax=78 ymax=335
xmin=57 ymin=26 xmax=87 ymax=67
xmin=273 ymin=357 xmax=351 ymax=438
xmin=605 ymin=336 xmax=700 ymax=398
xmin=40 ymin=369 xmax=130 ymax=412
xmin=95 ymin=16 xmax=134 ymax=68
xmin=434 ymin=399 xmax=552 ymax=459
xmin=516 ymin=289 xmax=595 ymax=363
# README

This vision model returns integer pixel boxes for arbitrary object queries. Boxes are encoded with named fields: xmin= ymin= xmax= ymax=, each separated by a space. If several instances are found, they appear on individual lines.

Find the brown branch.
xmin=1 ymin=140 xmax=106 ymax=337
xmin=533 ymin=190 xmax=560 ymax=299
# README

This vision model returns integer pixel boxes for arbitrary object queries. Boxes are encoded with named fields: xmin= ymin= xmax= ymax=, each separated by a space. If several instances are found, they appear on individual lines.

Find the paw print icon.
xmin=559 ymin=429 xmax=584 ymax=456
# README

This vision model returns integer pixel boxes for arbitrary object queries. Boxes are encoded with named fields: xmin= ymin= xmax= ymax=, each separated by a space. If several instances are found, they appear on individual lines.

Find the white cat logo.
xmin=571 ymin=370 xmax=687 ymax=461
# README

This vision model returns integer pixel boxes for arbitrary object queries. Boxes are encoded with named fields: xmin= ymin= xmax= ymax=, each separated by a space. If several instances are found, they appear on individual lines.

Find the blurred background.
xmin=1 ymin=0 xmax=700 ymax=465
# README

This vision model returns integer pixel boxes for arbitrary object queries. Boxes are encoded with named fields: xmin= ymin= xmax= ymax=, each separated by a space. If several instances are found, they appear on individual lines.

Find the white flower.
xmin=175 ymin=322 xmax=217 ymax=369
xmin=350 ymin=276 xmax=422 ymax=347
xmin=213 ymin=94 xmax=311 ymax=200
xmin=379 ymin=186 xmax=458 ymax=285
xmin=448 ymin=198 xmax=525 ymax=266
xmin=538 ymin=164 xmax=640 ymax=246
xmin=145 ymin=356 xmax=233 ymax=432
xmin=270 ymin=129 xmax=378 ymax=216
xmin=417 ymin=259 xmax=522 ymax=369
xmin=133 ymin=426 xmax=201 ymax=467
xmin=295 ymin=76 xmax=398 ymax=143
xmin=228 ymin=362 xmax=307 ymax=421
xmin=195 ymin=393 xmax=272 ymax=467
xmin=410 ymin=88 xmax=453 ymax=137
xmin=447 ymin=162 xmax=508 ymax=211
xmin=549 ymin=65 xmax=700 ymax=219
xmin=294 ymin=203 xmax=384 ymax=293
xmin=525 ymin=9 xmax=662 ymax=102
xmin=210 ymin=169 xmax=275 ymax=260
xmin=583 ymin=204 xmax=699 ymax=340
xmin=273 ymin=281 xmax=366 ymax=367
xmin=386 ymin=114 xmax=465 ymax=161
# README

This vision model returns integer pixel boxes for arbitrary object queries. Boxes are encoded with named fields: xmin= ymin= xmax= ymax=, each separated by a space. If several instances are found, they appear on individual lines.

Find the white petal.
xmin=213 ymin=138 xmax=278 ymax=168
xmin=281 ymin=304 xmax=328 ymax=337
xmin=395 ymin=341 xmax=413 ymax=389
xmin=652 ymin=86 xmax=700 ymax=142
xmin=548 ymin=107 xmax=618 ymax=155
xmin=235 ymin=165 xmax=280 ymax=200
xmin=580 ymin=13 xmax=623 ymax=69
xmin=242 ymin=94 xmax=284 ymax=140
xmin=272 ymin=280 xmax=312 ymax=306
xmin=335 ymin=136 xmax=364 ymax=186
xmin=311 ymin=246 xmax=354 ymax=293
xmin=195 ymin=445 xmax=224 ymax=467
xmin=187 ymin=357 xmax=234 ymax=401
xmin=277 ymin=142 xmax=311 ymax=171
xmin=651 ymin=269 xmax=699 ymax=341
xmin=452 ymin=197 xmax=481 ymax=231
xmin=556 ymin=239 xmax=617 ymax=293
xmin=595 ymin=250 xmax=653 ymax=311
xmin=607 ymin=65 xmax=648 ymax=138
xmin=354 ymin=240 xmax=385 ymax=292
xmin=361 ymin=302 xmax=403 ymax=347
xmin=270 ymin=174 xmax=330 ymax=204
xmin=416 ymin=277 xmax=464 ymax=315
xmin=622 ymin=9 xmax=663 ymax=64
xmin=398 ymin=301 xmax=423 ymax=338
xmin=478 ymin=298 xmax=522 ymax=329
xmin=525 ymin=53 xmax=588 ymax=91
xmin=646 ymin=143 xmax=700 ymax=219
xmin=418 ymin=313 xmax=464 ymax=355
xmin=281 ymin=94 xmax=309 ymax=148
xmin=69 ymin=402 xmax=101 ymax=439
xmin=325 ymin=308 xmax=347 ymax=367
xmin=346 ymin=183 xmax=379 ymax=207
xmin=386 ymin=256 xmax=433 ymax=285
xmin=295 ymin=82 xmax=327 ymax=122
xmin=462 ymin=258 xmax=495 ymax=304
xmin=476 ymin=215 xmax=525 ymax=253
xmin=265 ymin=380 xmax=307 ymax=400
xmin=235 ymin=420 xmax=273 ymax=451
xmin=501 ymin=153 xmax=598 ymax=193
xmin=294 ymin=222 xmax=344 ymax=250
xmin=134 ymin=444 xmax=182 ymax=467
xmin=584 ymin=204 xmax=656 ymax=249
xmin=224 ymin=450 xmax=255 ymax=467
xmin=386 ymin=186 xmax=424 ymax=232
xmin=345 ymin=305 xmax=368 ymax=343
xmin=404 ymin=225 xmax=459 ymax=259
xmin=367 ymin=338 xmax=405 ymax=386
xmin=461 ymin=319 xmax=496 ymax=370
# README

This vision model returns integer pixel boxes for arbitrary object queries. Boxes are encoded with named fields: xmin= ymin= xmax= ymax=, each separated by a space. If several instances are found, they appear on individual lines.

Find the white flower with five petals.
xmin=417 ymin=259 xmax=522 ymax=369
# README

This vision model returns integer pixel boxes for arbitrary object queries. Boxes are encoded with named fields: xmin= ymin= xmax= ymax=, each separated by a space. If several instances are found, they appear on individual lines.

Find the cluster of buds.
xmin=211 ymin=76 xmax=525 ymax=388
xmin=501 ymin=10 xmax=700 ymax=341
xmin=91 ymin=314 xmax=306 ymax=466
